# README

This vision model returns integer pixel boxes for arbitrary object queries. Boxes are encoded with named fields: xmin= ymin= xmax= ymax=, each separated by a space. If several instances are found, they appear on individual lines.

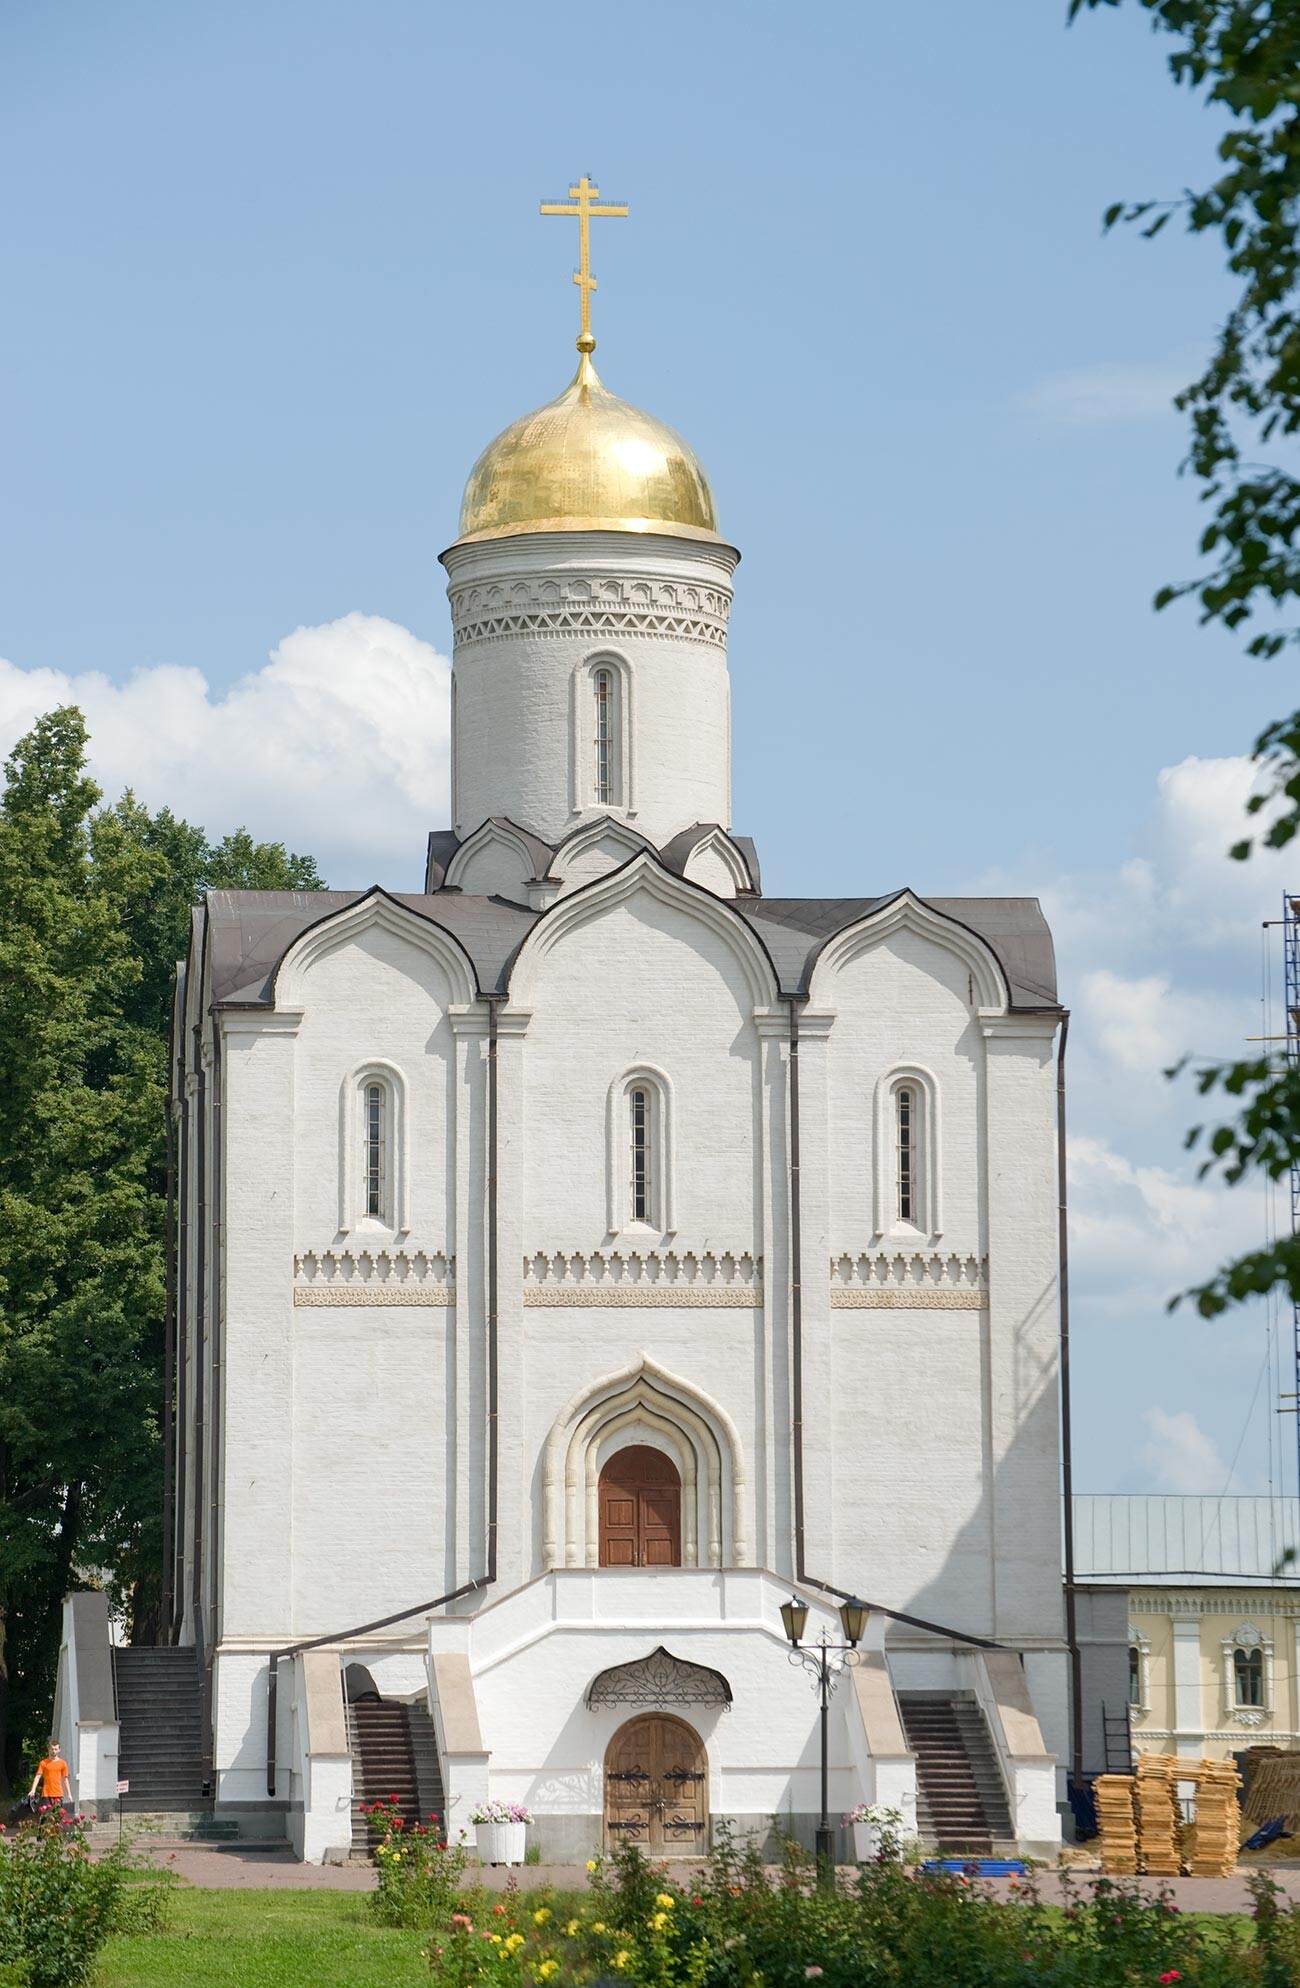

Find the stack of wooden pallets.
xmin=1243 ymin=1752 xmax=1300 ymax=1833
xmin=1094 ymin=1773 xmax=1138 ymax=1874
xmin=1134 ymin=1754 xmax=1182 ymax=1877
xmin=1187 ymin=1759 xmax=1241 ymax=1878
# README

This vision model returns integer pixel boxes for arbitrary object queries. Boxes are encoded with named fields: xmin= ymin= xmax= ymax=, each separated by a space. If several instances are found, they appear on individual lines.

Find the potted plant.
xmin=469 ymin=1799 xmax=532 ymax=1866
xmin=843 ymin=1801 xmax=903 ymax=1863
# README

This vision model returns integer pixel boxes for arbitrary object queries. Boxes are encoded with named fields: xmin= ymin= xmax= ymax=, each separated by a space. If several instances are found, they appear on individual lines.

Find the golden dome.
xmin=453 ymin=340 xmax=721 ymax=547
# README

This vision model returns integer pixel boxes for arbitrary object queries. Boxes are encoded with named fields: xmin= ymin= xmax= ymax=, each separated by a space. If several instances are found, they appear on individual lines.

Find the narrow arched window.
xmin=1234 ymin=1646 xmax=1264 ymax=1707
xmin=896 ymin=1085 xmax=915 ymax=1224
xmin=365 ymin=1082 xmax=386 ymax=1220
xmin=630 ymin=1086 xmax=651 ymax=1224
xmin=594 ymin=667 xmax=615 ymax=805
xmin=1128 ymin=1645 xmax=1141 ymax=1707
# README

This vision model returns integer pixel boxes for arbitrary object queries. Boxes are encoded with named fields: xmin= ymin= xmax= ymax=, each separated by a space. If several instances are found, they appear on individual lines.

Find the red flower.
xmin=1159 ymin=1975 xmax=1182 ymax=1985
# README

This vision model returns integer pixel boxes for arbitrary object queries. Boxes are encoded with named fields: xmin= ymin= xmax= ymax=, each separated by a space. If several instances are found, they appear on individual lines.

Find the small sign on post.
xmin=116 ymin=1778 xmax=128 ymax=1845
xmin=116 ymin=1780 xmax=129 ymax=1794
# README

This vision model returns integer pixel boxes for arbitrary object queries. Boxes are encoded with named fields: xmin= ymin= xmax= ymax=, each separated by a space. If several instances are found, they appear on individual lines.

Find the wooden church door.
xmin=603 ymin=1713 xmax=708 ymax=1853
xmin=598 ymin=1446 xmax=682 ymax=1567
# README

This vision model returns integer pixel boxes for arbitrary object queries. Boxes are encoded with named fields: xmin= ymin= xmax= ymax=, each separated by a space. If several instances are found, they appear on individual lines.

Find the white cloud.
xmin=0 ymin=613 xmax=450 ymax=887
xmin=1140 ymin=1406 xmax=1230 ymax=1495
xmin=1067 ymin=1129 xmax=1264 ymax=1316
xmin=1020 ymin=359 xmax=1188 ymax=426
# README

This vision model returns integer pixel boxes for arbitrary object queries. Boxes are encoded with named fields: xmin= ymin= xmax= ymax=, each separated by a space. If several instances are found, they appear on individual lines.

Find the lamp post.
xmin=780 ymin=1594 xmax=869 ymax=1889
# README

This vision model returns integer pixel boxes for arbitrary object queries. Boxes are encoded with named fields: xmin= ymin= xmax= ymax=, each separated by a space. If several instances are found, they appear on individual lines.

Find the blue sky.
xmin=1 ymin=0 xmax=1292 ymax=1509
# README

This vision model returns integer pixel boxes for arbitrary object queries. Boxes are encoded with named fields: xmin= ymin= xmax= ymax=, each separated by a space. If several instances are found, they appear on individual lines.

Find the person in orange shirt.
xmin=29 ymin=1740 xmax=71 ymax=1812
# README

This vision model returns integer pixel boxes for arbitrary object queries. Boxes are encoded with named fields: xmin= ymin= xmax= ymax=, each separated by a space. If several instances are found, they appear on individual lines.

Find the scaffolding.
xmin=1285 ymin=892 xmax=1300 ymax=1491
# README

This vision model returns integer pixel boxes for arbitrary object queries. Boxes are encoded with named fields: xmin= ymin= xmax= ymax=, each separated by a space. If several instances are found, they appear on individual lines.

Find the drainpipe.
xmin=162 ymin=1074 xmax=177 ymax=1642
xmin=787 ymin=999 xmax=806 ymax=1583
xmin=208 ymin=1017 xmax=224 ymax=1688
xmin=172 ymin=1043 xmax=189 ymax=1645
xmin=486 ymin=997 xmax=500 ymax=1586
xmin=190 ymin=1016 xmax=206 ymax=1686
xmin=1057 ymin=1011 xmax=1084 ymax=1785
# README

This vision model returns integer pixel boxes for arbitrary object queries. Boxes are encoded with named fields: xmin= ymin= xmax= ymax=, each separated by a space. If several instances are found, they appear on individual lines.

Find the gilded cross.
xmin=540 ymin=175 xmax=628 ymax=347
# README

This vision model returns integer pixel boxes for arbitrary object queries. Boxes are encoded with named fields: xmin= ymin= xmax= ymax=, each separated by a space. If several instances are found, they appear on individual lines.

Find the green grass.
xmin=95 ymin=1888 xmax=431 ymax=1988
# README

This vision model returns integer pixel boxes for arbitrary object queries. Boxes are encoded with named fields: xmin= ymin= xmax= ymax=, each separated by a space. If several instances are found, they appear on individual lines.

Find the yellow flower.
xmin=651 ymin=1912 xmax=668 ymax=1930
xmin=565 ymin=1920 xmax=580 ymax=1937
xmin=504 ymin=1934 xmax=524 ymax=1953
xmin=614 ymin=1952 xmax=631 ymax=1971
xmin=586 ymin=1858 xmax=598 ymax=1871
xmin=655 ymin=1893 xmax=675 ymax=1909
xmin=533 ymin=1907 xmax=552 ymax=1925
xmin=488 ymin=1934 xmax=502 ymax=1944
xmin=538 ymin=1965 xmax=560 ymax=1983
xmin=592 ymin=1922 xmax=606 ymax=1934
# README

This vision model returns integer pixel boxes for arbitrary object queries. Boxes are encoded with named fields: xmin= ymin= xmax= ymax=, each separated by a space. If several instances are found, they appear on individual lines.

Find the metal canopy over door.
xmin=603 ymin=1713 xmax=708 ymax=1853
xmin=598 ymin=1445 xmax=681 ymax=1567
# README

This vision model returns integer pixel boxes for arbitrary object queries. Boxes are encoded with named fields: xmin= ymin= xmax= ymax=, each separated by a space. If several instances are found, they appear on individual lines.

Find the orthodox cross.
xmin=540 ymin=175 xmax=628 ymax=347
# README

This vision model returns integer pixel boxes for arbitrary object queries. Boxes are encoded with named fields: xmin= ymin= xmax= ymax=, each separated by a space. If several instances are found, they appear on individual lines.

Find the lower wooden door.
xmin=603 ymin=1712 xmax=708 ymax=1854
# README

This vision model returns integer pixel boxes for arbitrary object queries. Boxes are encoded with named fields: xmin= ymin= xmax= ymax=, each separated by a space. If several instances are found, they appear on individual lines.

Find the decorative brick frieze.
xmin=829 ymin=1250 xmax=987 ymax=1310
xmin=294 ymin=1248 xmax=455 ymax=1307
xmin=523 ymin=1248 xmax=761 ymax=1307
xmin=449 ymin=573 xmax=731 ymax=651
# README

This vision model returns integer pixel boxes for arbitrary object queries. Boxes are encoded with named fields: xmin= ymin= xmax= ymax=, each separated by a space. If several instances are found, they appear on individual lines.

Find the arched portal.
xmin=604 ymin=1713 xmax=708 ymax=1854
xmin=599 ymin=1445 xmax=681 ymax=1567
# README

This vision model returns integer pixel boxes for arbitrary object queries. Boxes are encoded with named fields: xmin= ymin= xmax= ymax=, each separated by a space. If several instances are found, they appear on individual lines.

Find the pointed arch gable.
xmin=551 ymin=814 xmax=656 ymax=878
xmin=507 ymin=853 xmax=778 ymax=1009
xmin=543 ymin=1355 xmax=749 ymax=1571
xmin=806 ymin=889 xmax=1008 ymax=1013
xmin=445 ymin=817 xmax=553 ymax=895
xmin=274 ymin=887 xmax=479 ymax=1008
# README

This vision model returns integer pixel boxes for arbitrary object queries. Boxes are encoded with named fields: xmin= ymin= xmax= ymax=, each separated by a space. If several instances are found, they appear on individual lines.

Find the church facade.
xmin=158 ymin=230 xmax=1069 ymax=1862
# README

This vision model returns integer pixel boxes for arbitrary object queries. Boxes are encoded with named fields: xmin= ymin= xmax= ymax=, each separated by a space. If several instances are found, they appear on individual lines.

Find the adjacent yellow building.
xmin=1075 ymin=1495 xmax=1300 ymax=1763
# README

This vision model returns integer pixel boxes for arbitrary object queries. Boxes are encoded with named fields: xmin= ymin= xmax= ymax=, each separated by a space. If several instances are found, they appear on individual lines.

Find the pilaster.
xmin=494 ymin=1006 xmax=532 ymax=1591
xmin=979 ymin=1012 xmax=1062 ymax=1644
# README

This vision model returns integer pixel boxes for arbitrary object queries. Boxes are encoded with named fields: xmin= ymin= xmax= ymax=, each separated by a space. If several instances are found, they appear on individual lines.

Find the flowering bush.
xmin=411 ymin=1839 xmax=1300 ymax=1988
xmin=0 ymin=1804 xmax=172 ymax=1988
xmin=467 ymin=1802 xmax=532 ymax=1826
xmin=841 ymin=1803 xmax=902 ymax=1829
xmin=362 ymin=1798 xmax=471 ymax=1930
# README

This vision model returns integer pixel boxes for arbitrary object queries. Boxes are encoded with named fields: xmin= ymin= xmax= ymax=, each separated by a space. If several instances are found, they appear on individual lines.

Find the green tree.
xmin=0 ymin=710 xmax=325 ymax=1789
xmin=1072 ymin=0 xmax=1300 ymax=1316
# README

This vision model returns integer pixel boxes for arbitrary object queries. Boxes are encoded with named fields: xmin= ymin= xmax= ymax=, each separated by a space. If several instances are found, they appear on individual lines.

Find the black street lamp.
xmin=780 ymin=1594 xmax=869 ymax=1888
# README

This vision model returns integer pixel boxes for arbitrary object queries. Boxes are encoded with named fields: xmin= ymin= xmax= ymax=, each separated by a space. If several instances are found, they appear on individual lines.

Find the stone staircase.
xmin=112 ymin=1646 xmax=209 ymax=1813
xmin=348 ymin=1697 xmax=445 ymax=1855
xmin=897 ymin=1691 xmax=1013 ymax=1852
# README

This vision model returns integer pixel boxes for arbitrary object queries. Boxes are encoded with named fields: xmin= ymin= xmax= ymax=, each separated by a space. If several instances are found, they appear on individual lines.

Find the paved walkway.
xmin=121 ymin=1844 xmax=1300 ymax=1912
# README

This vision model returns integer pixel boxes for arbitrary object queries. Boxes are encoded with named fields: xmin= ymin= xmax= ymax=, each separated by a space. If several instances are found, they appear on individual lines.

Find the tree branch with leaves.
xmin=1072 ymin=0 xmax=1300 ymax=1313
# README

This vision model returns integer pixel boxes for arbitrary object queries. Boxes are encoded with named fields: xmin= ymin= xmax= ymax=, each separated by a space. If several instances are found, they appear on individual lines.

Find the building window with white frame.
xmin=1234 ymin=1644 xmax=1265 ymax=1708
xmin=630 ymin=1086 xmax=652 ymax=1225
xmin=606 ymin=1066 xmax=674 ymax=1238
xmin=872 ymin=1066 xmax=942 ymax=1240
xmin=896 ymin=1085 xmax=916 ymax=1224
xmin=594 ymin=666 xmax=615 ymax=805
xmin=575 ymin=656 xmax=631 ymax=814
xmin=364 ymin=1081 xmax=386 ymax=1220
xmin=1128 ymin=1644 xmax=1142 ymax=1707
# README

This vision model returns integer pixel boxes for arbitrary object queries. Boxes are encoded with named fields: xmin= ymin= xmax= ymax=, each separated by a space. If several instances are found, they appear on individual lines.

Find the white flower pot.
xmin=476 ymin=1819 xmax=527 ymax=1866
xmin=852 ymin=1820 xmax=879 ymax=1863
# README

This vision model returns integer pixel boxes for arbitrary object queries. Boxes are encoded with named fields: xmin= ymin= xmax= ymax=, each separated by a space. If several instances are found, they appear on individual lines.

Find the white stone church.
xmin=58 ymin=220 xmax=1069 ymax=1862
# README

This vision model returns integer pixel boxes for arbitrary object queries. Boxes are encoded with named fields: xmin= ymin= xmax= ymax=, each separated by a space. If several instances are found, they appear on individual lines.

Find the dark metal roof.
xmin=657 ymin=823 xmax=759 ymax=895
xmin=196 ymin=879 xmax=1058 ymax=1009
xmin=742 ymin=894 xmax=1057 ymax=1007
